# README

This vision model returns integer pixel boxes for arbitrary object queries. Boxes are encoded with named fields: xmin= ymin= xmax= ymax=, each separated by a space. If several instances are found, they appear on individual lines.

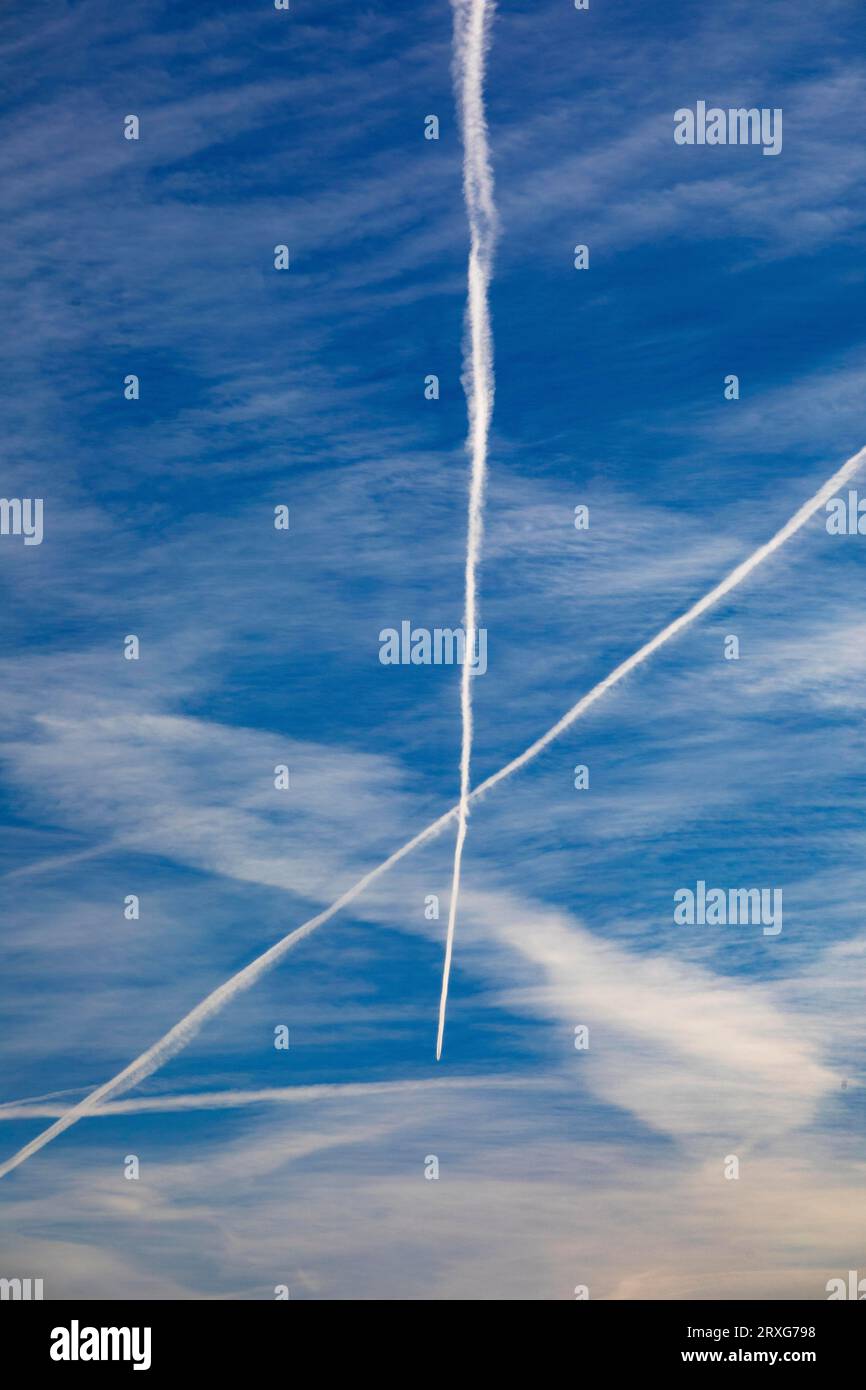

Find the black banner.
xmin=2 ymin=1299 xmax=862 ymax=1375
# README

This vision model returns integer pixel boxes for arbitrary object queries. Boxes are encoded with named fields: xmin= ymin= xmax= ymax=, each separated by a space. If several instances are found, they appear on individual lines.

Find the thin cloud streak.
xmin=0 ymin=1075 xmax=530 ymax=1121
xmin=0 ymin=444 xmax=862 ymax=1180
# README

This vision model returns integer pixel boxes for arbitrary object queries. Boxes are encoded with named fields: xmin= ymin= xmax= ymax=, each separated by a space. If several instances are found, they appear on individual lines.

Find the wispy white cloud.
xmin=2 ymin=1072 xmax=861 ymax=1299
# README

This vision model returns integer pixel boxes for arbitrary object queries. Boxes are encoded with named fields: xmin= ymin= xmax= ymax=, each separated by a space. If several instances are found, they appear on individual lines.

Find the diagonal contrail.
xmin=0 ymin=444 xmax=863 ymax=1180
xmin=438 ymin=0 xmax=498 ymax=1061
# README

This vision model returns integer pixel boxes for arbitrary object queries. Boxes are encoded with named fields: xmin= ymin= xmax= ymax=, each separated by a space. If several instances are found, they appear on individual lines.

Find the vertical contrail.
xmin=436 ymin=0 xmax=498 ymax=1061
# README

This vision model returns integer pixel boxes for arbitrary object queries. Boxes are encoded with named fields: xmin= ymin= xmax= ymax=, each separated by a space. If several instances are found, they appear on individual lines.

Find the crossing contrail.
xmin=438 ymin=0 xmax=498 ymax=1061
xmin=0 ymin=444 xmax=862 ymax=1180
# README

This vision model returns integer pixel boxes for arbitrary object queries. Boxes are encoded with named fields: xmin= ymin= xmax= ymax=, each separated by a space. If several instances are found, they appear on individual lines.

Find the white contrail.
xmin=0 ymin=445 xmax=862 ymax=1179
xmin=438 ymin=0 xmax=498 ymax=1062
xmin=0 ymin=1085 xmax=96 ymax=1110
xmin=4 ymin=841 xmax=117 ymax=880
xmin=0 ymin=1075 xmax=528 ymax=1120
xmin=471 ymin=446 xmax=866 ymax=799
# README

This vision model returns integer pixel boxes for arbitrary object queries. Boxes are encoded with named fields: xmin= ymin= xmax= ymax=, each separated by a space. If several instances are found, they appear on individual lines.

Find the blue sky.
xmin=1 ymin=0 xmax=866 ymax=1299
